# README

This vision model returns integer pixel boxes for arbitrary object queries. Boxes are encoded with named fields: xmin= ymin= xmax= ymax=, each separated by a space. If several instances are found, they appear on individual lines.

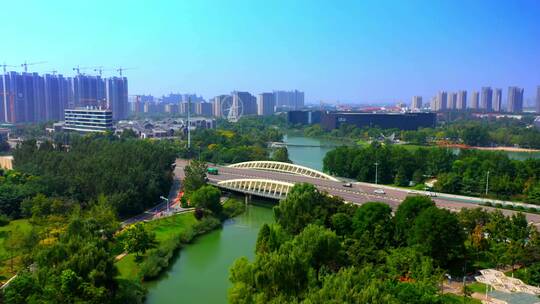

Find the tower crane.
xmin=73 ymin=65 xmax=93 ymax=76
xmin=45 ymin=70 xmax=58 ymax=75
xmin=1 ymin=62 xmax=17 ymax=74
xmin=21 ymin=61 xmax=47 ymax=72
xmin=116 ymin=67 xmax=136 ymax=77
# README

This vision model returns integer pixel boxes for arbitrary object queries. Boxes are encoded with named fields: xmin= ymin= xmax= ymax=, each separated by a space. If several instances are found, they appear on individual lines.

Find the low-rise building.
xmin=64 ymin=108 xmax=114 ymax=133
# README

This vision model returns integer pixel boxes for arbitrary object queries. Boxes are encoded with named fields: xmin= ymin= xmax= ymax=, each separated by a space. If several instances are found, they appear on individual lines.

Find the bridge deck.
xmin=174 ymin=159 xmax=540 ymax=224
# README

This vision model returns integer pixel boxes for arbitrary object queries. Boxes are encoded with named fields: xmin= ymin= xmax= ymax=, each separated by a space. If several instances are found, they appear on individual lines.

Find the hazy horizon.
xmin=2 ymin=0 xmax=540 ymax=103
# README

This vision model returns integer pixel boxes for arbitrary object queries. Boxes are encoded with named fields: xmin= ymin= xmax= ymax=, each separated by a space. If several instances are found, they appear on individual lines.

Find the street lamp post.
xmin=374 ymin=162 xmax=379 ymax=184
xmin=160 ymin=196 xmax=170 ymax=214
xmin=485 ymin=170 xmax=490 ymax=196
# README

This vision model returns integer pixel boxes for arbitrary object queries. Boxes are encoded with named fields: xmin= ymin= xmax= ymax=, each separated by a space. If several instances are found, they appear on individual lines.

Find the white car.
xmin=374 ymin=189 xmax=385 ymax=194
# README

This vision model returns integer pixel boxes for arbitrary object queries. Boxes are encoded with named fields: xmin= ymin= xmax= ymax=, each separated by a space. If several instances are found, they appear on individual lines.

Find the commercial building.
xmin=257 ymin=93 xmax=275 ymax=116
xmin=481 ymin=87 xmax=493 ymax=112
xmin=274 ymin=90 xmax=304 ymax=111
xmin=456 ymin=91 xmax=467 ymax=110
xmin=411 ymin=96 xmax=422 ymax=110
xmin=320 ymin=112 xmax=436 ymax=131
xmin=64 ymin=108 xmax=113 ymax=133
xmin=287 ymin=110 xmax=322 ymax=125
xmin=470 ymin=91 xmax=479 ymax=110
xmin=493 ymin=88 xmax=502 ymax=112
xmin=507 ymin=86 xmax=524 ymax=113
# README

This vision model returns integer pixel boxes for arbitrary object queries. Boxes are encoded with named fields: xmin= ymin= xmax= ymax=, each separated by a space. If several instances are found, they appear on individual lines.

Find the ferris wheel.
xmin=221 ymin=95 xmax=244 ymax=122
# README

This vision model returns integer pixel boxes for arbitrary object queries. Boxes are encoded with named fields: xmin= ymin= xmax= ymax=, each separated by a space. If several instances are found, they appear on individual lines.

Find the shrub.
xmin=0 ymin=213 xmax=10 ymax=226
xmin=483 ymin=202 xmax=492 ymax=207
xmin=222 ymin=199 xmax=246 ymax=218
xmin=495 ymin=203 xmax=503 ymax=208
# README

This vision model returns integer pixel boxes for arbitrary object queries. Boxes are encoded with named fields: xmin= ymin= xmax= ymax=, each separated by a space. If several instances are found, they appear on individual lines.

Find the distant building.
xmin=507 ymin=86 xmax=524 ymax=113
xmin=411 ymin=96 xmax=422 ymax=109
xmin=470 ymin=91 xmax=479 ymax=110
xmin=536 ymin=86 xmax=540 ymax=114
xmin=435 ymin=91 xmax=447 ymax=111
xmin=106 ymin=77 xmax=128 ymax=120
xmin=257 ymin=93 xmax=275 ymax=116
xmin=72 ymin=74 xmax=106 ymax=108
xmin=64 ymin=108 xmax=113 ymax=133
xmin=164 ymin=103 xmax=179 ymax=113
xmin=456 ymin=90 xmax=467 ymax=110
xmin=195 ymin=102 xmax=213 ymax=116
xmin=448 ymin=92 xmax=457 ymax=110
xmin=232 ymin=91 xmax=257 ymax=117
xmin=274 ymin=90 xmax=304 ymax=111
xmin=321 ymin=112 xmax=436 ymax=131
xmin=493 ymin=88 xmax=502 ymax=112
xmin=180 ymin=101 xmax=195 ymax=115
xmin=212 ymin=95 xmax=229 ymax=118
xmin=481 ymin=87 xmax=493 ymax=112
xmin=287 ymin=110 xmax=322 ymax=125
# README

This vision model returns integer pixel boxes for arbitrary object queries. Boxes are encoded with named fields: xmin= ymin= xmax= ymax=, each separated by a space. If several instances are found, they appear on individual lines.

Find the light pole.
xmin=160 ymin=196 xmax=170 ymax=213
xmin=485 ymin=170 xmax=490 ymax=196
xmin=374 ymin=162 xmax=379 ymax=184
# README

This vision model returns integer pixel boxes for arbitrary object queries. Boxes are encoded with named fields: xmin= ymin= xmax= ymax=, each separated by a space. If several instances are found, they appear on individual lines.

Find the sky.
xmin=1 ymin=0 xmax=540 ymax=104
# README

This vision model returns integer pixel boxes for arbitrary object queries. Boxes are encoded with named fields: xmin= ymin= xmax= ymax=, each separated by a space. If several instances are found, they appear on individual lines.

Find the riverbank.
xmin=116 ymin=199 xmax=245 ymax=282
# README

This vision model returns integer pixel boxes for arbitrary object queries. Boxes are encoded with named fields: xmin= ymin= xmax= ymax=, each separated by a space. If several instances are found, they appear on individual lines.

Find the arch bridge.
xmin=228 ymin=161 xmax=339 ymax=182
xmin=216 ymin=179 xmax=294 ymax=200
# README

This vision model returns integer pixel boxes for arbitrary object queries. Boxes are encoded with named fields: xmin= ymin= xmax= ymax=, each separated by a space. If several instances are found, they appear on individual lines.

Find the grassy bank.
xmin=116 ymin=199 xmax=246 ymax=281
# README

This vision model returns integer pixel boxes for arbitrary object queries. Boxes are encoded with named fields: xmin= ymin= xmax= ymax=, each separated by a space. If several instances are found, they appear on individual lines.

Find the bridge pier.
xmin=245 ymin=194 xmax=251 ymax=205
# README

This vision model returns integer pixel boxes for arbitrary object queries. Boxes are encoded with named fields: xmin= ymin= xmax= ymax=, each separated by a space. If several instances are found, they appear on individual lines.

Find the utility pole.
xmin=485 ymin=170 xmax=490 ymax=195
xmin=374 ymin=162 xmax=379 ymax=184
xmin=187 ymin=97 xmax=191 ymax=149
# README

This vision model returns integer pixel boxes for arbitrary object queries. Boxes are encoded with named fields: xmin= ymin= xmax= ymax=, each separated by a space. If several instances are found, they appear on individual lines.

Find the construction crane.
xmin=93 ymin=66 xmax=116 ymax=77
xmin=116 ymin=67 xmax=136 ymax=77
xmin=1 ymin=62 xmax=17 ymax=74
xmin=21 ymin=61 xmax=46 ymax=72
xmin=72 ymin=65 xmax=93 ymax=76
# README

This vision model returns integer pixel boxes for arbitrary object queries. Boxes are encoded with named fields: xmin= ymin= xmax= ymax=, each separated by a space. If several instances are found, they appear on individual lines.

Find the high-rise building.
xmin=481 ymin=87 xmax=493 ymax=112
xmin=507 ymin=86 xmax=524 ymax=113
xmin=195 ymin=102 xmax=213 ymax=116
xmin=470 ymin=91 xmax=479 ymax=110
xmin=493 ymin=88 xmax=502 ymax=112
xmin=212 ymin=95 xmax=229 ymax=118
xmin=72 ymin=75 xmax=106 ymax=109
xmin=448 ymin=92 xmax=457 ymax=110
xmin=536 ymin=86 xmax=540 ymax=114
xmin=456 ymin=90 xmax=467 ymax=110
xmin=44 ymin=74 xmax=69 ymax=121
xmin=106 ymin=77 xmax=128 ymax=120
xmin=232 ymin=91 xmax=257 ymax=117
xmin=274 ymin=90 xmax=304 ymax=111
xmin=411 ymin=96 xmax=422 ymax=110
xmin=435 ymin=91 xmax=447 ymax=111
xmin=257 ymin=93 xmax=276 ymax=116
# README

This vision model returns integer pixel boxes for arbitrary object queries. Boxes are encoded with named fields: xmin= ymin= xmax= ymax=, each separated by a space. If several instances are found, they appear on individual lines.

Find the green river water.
xmin=145 ymin=133 xmax=540 ymax=303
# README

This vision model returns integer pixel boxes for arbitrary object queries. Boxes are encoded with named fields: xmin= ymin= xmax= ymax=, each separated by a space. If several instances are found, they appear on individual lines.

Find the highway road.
xmin=174 ymin=159 xmax=540 ymax=224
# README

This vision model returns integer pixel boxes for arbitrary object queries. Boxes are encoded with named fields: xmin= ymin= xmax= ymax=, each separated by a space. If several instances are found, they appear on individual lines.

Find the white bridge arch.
xmin=228 ymin=161 xmax=339 ymax=182
xmin=216 ymin=179 xmax=295 ymax=200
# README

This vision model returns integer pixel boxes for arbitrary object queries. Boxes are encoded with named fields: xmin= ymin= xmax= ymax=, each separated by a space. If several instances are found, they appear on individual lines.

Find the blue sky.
xmin=2 ymin=0 xmax=539 ymax=104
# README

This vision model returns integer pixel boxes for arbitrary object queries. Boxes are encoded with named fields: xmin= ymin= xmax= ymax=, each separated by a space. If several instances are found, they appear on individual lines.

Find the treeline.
xmin=179 ymin=116 xmax=287 ymax=164
xmin=324 ymin=143 xmax=540 ymax=202
xmin=7 ymin=134 xmax=176 ymax=218
xmin=301 ymin=116 xmax=540 ymax=148
xmin=229 ymin=184 xmax=540 ymax=303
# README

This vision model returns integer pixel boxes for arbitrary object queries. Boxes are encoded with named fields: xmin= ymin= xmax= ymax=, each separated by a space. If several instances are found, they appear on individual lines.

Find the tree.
xmin=189 ymin=185 xmax=222 ymax=215
xmin=272 ymin=147 xmax=290 ymax=163
xmin=352 ymin=202 xmax=394 ymax=249
xmin=394 ymin=196 xmax=435 ymax=245
xmin=408 ymin=207 xmax=465 ymax=267
xmin=183 ymin=160 xmax=207 ymax=194
xmin=123 ymin=223 xmax=157 ymax=261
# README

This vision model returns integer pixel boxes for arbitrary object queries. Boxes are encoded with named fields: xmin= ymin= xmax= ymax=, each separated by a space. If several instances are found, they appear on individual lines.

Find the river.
xmin=145 ymin=204 xmax=274 ymax=304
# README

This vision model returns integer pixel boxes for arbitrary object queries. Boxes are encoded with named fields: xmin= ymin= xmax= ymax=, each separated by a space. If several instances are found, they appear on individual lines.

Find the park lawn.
xmin=468 ymin=282 xmax=488 ymax=293
xmin=116 ymin=212 xmax=197 ymax=280
xmin=0 ymin=219 xmax=32 ymax=282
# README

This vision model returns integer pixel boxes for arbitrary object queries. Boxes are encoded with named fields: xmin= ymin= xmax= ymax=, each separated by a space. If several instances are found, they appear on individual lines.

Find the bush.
xmin=222 ymin=199 xmax=246 ymax=218
xmin=516 ymin=205 xmax=525 ymax=211
xmin=0 ymin=213 xmax=10 ymax=226
xmin=483 ymin=202 xmax=492 ymax=207
xmin=495 ymin=203 xmax=503 ymax=208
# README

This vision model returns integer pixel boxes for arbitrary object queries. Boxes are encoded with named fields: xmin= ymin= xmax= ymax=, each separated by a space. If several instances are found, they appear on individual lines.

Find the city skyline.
xmin=1 ymin=0 xmax=539 ymax=103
